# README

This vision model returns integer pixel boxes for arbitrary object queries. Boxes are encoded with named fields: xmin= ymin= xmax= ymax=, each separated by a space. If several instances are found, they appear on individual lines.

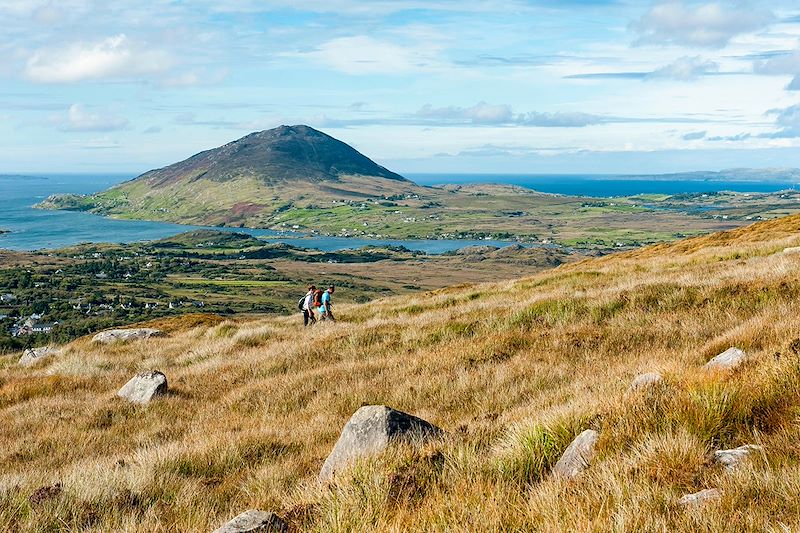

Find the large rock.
xmin=552 ymin=429 xmax=599 ymax=479
xmin=93 ymin=328 xmax=162 ymax=344
xmin=320 ymin=405 xmax=443 ymax=482
xmin=19 ymin=346 xmax=61 ymax=367
xmin=117 ymin=371 xmax=168 ymax=404
xmin=212 ymin=510 xmax=288 ymax=533
xmin=714 ymin=444 xmax=763 ymax=471
xmin=678 ymin=488 xmax=722 ymax=508
xmin=628 ymin=372 xmax=664 ymax=393
xmin=704 ymin=347 xmax=747 ymax=371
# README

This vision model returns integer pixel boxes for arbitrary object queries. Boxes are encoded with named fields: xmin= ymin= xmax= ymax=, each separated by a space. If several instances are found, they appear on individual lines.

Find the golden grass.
xmin=3 ymin=214 xmax=800 ymax=531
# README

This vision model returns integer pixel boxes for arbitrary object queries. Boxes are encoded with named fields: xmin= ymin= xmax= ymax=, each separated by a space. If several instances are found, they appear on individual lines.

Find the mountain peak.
xmin=139 ymin=125 xmax=409 ymax=188
xmin=241 ymin=124 xmax=322 ymax=140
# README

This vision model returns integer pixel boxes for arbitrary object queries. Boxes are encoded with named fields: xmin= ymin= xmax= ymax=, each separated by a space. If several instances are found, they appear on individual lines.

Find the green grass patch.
xmin=168 ymin=277 xmax=287 ymax=287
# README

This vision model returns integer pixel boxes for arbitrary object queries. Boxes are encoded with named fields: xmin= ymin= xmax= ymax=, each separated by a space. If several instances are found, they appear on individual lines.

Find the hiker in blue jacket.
xmin=320 ymin=285 xmax=335 ymax=322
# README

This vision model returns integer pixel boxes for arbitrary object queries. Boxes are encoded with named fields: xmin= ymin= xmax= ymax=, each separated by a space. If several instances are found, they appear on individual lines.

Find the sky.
xmin=2 ymin=0 xmax=800 ymax=175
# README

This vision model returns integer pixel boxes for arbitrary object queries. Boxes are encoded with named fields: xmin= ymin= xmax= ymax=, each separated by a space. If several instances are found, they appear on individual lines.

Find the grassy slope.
xmin=3 ymin=215 xmax=800 ymax=531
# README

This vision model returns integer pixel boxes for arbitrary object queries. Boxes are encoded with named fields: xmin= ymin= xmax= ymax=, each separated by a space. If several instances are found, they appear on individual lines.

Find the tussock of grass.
xmin=494 ymin=409 xmax=595 ymax=485
xmin=3 ymin=214 xmax=800 ymax=531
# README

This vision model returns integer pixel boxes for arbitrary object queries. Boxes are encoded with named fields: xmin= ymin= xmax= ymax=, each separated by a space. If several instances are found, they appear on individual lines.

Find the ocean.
xmin=0 ymin=173 xmax=795 ymax=252
xmin=410 ymin=173 xmax=798 ymax=196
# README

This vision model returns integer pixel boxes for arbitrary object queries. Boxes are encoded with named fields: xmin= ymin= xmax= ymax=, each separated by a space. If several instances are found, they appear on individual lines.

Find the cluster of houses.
xmin=10 ymin=314 xmax=58 ymax=337
xmin=70 ymin=298 xmax=205 ymax=314
xmin=2 ymin=283 xmax=207 ymax=338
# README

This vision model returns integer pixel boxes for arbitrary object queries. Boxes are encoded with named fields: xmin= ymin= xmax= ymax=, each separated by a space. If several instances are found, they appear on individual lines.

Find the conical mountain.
xmin=136 ymin=125 xmax=410 ymax=188
xmin=40 ymin=125 xmax=421 ymax=227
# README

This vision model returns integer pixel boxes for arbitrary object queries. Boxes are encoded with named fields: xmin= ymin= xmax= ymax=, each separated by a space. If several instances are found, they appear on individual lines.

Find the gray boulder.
xmin=212 ymin=510 xmax=288 ymax=533
xmin=714 ymin=444 xmax=763 ymax=471
xmin=93 ymin=328 xmax=162 ymax=344
xmin=628 ymin=372 xmax=664 ymax=392
xmin=552 ymin=429 xmax=599 ymax=479
xmin=19 ymin=346 xmax=61 ymax=367
xmin=320 ymin=405 xmax=443 ymax=482
xmin=704 ymin=347 xmax=747 ymax=371
xmin=117 ymin=371 xmax=168 ymax=404
xmin=678 ymin=488 xmax=722 ymax=508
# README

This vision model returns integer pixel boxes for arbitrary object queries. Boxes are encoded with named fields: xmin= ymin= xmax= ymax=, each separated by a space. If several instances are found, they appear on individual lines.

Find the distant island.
xmin=37 ymin=125 xmax=800 ymax=248
xmin=620 ymin=168 xmax=800 ymax=183
xmin=0 ymin=174 xmax=47 ymax=181
xmin=38 ymin=125 xmax=421 ymax=227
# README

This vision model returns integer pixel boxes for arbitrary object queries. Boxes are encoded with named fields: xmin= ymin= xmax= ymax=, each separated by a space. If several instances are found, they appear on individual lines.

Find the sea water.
xmin=0 ymin=174 xmax=525 ymax=252
xmin=0 ymin=173 xmax=794 ymax=252
xmin=410 ymin=173 xmax=796 ymax=196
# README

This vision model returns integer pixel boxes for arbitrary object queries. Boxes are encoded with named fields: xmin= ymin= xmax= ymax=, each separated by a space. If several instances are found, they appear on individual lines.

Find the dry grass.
xmin=3 ymin=215 xmax=800 ymax=531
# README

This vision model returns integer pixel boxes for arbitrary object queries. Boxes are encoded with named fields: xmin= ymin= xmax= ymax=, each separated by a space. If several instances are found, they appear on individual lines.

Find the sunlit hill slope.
xmin=3 ymin=214 xmax=800 ymax=531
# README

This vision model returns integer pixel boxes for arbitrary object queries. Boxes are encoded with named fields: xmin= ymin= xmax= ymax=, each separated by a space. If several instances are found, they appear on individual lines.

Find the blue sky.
xmin=2 ymin=0 xmax=800 ymax=175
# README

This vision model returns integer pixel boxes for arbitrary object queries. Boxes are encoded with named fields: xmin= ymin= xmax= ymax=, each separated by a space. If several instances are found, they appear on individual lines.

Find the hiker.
xmin=313 ymin=286 xmax=324 ymax=319
xmin=321 ymin=285 xmax=335 ymax=322
xmin=300 ymin=285 xmax=316 ymax=326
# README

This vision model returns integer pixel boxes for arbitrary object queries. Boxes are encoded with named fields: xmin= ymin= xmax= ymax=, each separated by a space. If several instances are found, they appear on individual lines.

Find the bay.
xmin=1 ymin=173 xmax=796 ymax=253
xmin=0 ymin=174 xmax=521 ymax=253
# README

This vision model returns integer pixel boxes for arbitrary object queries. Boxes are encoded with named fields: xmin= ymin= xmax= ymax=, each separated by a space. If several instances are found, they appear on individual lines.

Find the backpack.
xmin=298 ymin=296 xmax=306 ymax=311
xmin=313 ymin=289 xmax=324 ymax=307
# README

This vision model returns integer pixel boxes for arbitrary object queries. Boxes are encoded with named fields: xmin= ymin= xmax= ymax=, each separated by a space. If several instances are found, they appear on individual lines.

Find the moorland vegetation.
xmin=3 ymin=214 xmax=800 ymax=531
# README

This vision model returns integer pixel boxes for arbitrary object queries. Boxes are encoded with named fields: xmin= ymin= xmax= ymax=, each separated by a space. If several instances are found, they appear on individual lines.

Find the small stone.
xmin=704 ymin=347 xmax=747 ymax=371
xmin=93 ymin=328 xmax=162 ymax=344
xmin=19 ymin=346 xmax=60 ymax=367
xmin=117 ymin=371 xmax=168 ymax=404
xmin=714 ymin=444 xmax=763 ymax=471
xmin=320 ymin=405 xmax=443 ymax=482
xmin=628 ymin=372 xmax=664 ymax=392
xmin=552 ymin=429 xmax=599 ymax=479
xmin=212 ymin=510 xmax=288 ymax=533
xmin=678 ymin=488 xmax=722 ymax=508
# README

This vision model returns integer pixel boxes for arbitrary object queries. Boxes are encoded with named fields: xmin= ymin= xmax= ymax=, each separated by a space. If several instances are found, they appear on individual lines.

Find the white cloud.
xmin=290 ymin=36 xmax=443 ymax=75
xmin=762 ymin=104 xmax=800 ymax=138
xmin=634 ymin=2 xmax=774 ymax=48
xmin=647 ymin=55 xmax=720 ymax=80
xmin=518 ymin=111 xmax=606 ymax=127
xmin=753 ymin=49 xmax=800 ymax=74
xmin=417 ymin=102 xmax=514 ymax=124
xmin=0 ymin=0 xmax=90 ymax=24
xmin=25 ymin=34 xmax=173 ymax=83
xmin=416 ymin=102 xmax=606 ymax=127
xmin=682 ymin=130 xmax=707 ymax=140
xmin=753 ymin=48 xmax=800 ymax=90
xmin=57 ymin=104 xmax=129 ymax=131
